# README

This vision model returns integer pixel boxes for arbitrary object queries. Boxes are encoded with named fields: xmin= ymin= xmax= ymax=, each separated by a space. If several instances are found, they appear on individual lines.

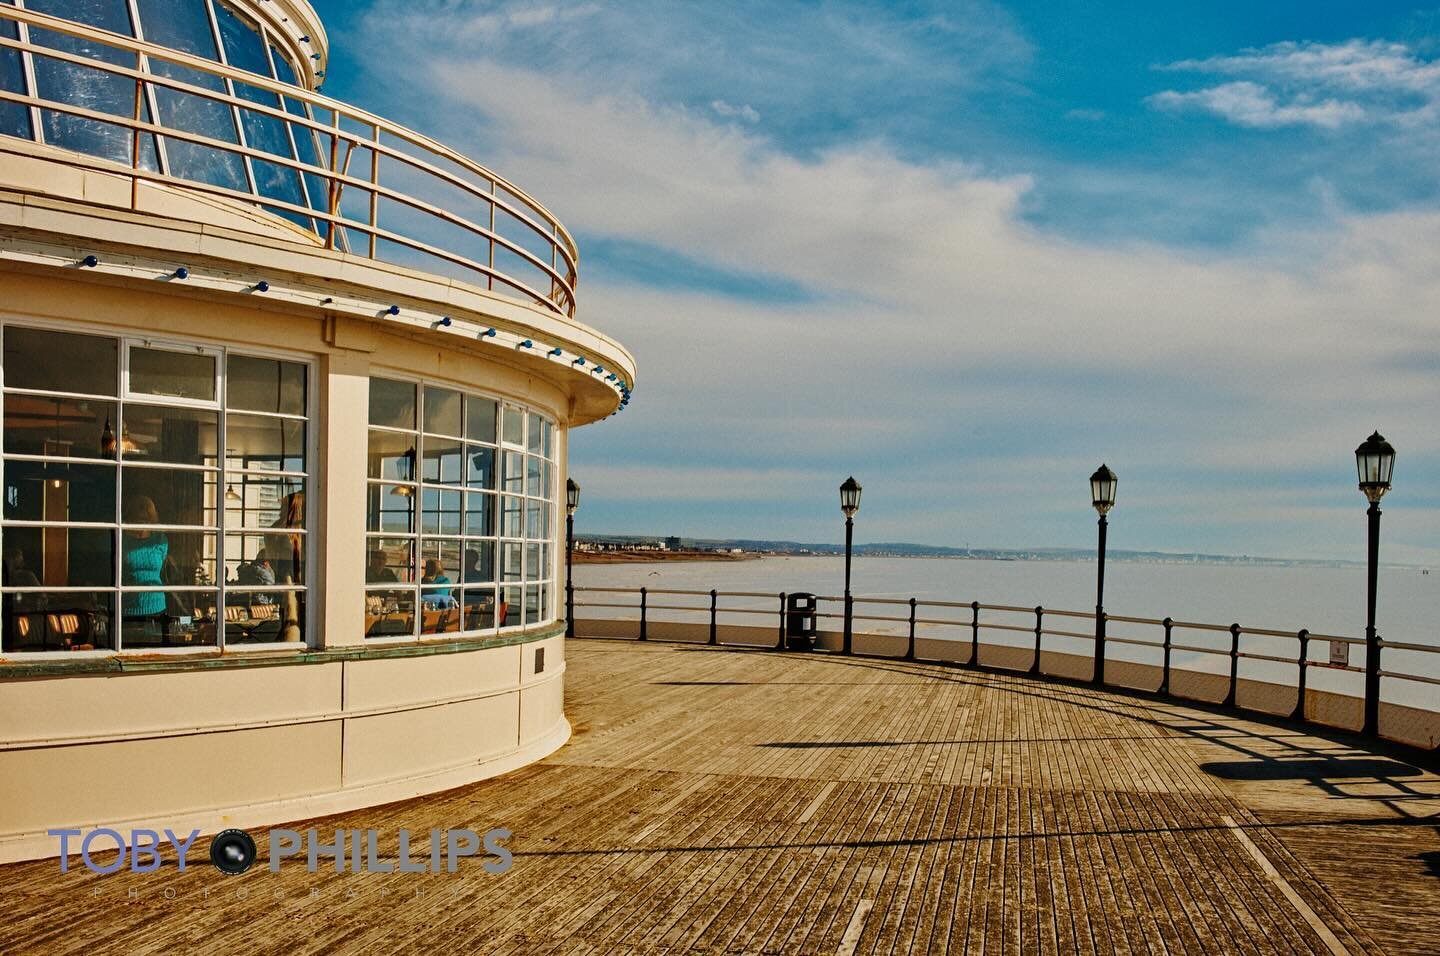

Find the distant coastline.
xmin=573 ymin=549 xmax=759 ymax=564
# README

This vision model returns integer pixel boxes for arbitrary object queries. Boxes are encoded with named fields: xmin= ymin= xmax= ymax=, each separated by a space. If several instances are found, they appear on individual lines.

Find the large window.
xmin=365 ymin=377 xmax=556 ymax=639
xmin=0 ymin=325 xmax=309 ymax=652
xmin=2 ymin=0 xmax=328 ymax=233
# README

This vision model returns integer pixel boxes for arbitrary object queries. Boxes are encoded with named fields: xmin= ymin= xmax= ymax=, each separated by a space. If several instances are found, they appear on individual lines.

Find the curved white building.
xmin=0 ymin=0 xmax=633 ymax=862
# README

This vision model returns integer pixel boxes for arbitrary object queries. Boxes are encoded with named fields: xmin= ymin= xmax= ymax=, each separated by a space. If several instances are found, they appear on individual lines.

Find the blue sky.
xmin=312 ymin=0 xmax=1440 ymax=562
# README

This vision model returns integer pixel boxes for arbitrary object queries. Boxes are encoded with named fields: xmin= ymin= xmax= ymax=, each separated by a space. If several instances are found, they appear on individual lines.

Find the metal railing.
xmin=0 ymin=6 xmax=578 ymax=317
xmin=572 ymin=586 xmax=1440 ymax=748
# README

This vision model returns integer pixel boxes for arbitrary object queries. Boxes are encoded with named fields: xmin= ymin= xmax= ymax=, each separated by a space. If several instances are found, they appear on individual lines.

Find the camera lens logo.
xmin=209 ymin=829 xmax=257 ymax=876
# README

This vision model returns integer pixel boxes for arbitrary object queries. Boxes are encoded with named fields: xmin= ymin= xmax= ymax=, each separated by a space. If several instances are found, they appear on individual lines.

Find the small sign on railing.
xmin=1329 ymin=639 xmax=1349 ymax=667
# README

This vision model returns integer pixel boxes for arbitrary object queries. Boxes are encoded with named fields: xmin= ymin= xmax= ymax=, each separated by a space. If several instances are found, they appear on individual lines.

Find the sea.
xmin=574 ymin=555 xmax=1440 ymax=710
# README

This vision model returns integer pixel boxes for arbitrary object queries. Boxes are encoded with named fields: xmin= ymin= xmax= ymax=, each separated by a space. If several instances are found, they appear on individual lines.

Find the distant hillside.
xmin=574 ymin=534 xmax=1378 ymax=568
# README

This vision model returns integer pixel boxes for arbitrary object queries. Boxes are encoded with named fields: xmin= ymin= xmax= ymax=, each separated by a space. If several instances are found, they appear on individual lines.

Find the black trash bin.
xmin=786 ymin=592 xmax=817 ymax=650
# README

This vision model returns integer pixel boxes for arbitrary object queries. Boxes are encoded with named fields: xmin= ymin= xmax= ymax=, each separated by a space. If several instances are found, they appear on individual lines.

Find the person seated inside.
xmin=368 ymin=549 xmax=398 ymax=583
xmin=420 ymin=558 xmax=457 ymax=608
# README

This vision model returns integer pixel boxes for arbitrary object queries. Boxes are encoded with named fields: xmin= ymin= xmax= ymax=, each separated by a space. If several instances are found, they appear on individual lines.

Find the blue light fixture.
xmin=482 ymin=328 xmax=497 ymax=337
xmin=438 ymin=316 xmax=452 ymax=327
xmin=573 ymin=357 xmax=586 ymax=366
xmin=173 ymin=267 xmax=188 ymax=279
xmin=81 ymin=255 xmax=98 ymax=268
xmin=385 ymin=304 xmax=399 ymax=315
xmin=548 ymin=347 xmax=562 ymax=356
xmin=520 ymin=340 xmax=533 ymax=348
xmin=255 ymin=280 xmax=270 ymax=292
xmin=299 ymin=35 xmax=310 ymax=42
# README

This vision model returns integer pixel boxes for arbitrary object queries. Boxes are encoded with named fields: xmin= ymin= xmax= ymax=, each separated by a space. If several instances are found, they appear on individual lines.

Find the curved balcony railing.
xmin=0 ymin=5 xmax=578 ymax=318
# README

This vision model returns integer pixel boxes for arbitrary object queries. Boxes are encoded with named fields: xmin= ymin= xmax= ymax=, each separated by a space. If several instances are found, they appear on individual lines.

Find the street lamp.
xmin=1355 ymin=431 xmax=1395 ymax=736
xmin=840 ymin=477 xmax=862 ymax=655
xmin=1089 ymin=464 xmax=1117 ymax=686
xmin=566 ymin=478 xmax=580 ymax=638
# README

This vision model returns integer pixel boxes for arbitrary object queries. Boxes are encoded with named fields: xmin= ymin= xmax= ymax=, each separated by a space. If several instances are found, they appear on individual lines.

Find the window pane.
xmin=528 ymin=415 xmax=543 ymax=453
xmin=501 ymin=585 xmax=521 ymax=627
xmin=466 ymin=445 xmax=495 ymax=489
xmin=542 ymin=419 xmax=554 ymax=459
xmin=502 ymin=406 xmax=523 ymax=445
xmin=462 ymin=588 xmax=497 ymax=631
xmin=526 ymin=455 xmax=542 ymax=497
xmin=501 ymin=495 xmax=523 ymax=538
xmin=421 ymin=436 xmax=463 ymax=485
xmin=129 ymin=347 xmax=217 ymax=401
xmin=465 ymin=491 xmax=494 ymax=536
xmin=223 ymin=476 xmax=303 ymax=530
xmin=462 ymin=540 xmax=495 ymax=583
xmin=421 ymin=538 xmax=460 ymax=588
xmin=501 ymin=451 xmax=524 ymax=494
xmin=366 ymin=537 xmax=413 ymax=583
xmin=2 ymin=592 xmax=115 ymax=652
xmin=227 ymin=355 xmax=306 ymax=415
xmin=225 ymin=532 xmax=304 ymax=586
xmin=525 ymin=542 xmax=540 ymax=580
xmin=4 ymin=461 xmax=116 ymax=523
xmin=501 ymin=541 xmax=522 ymax=582
xmin=367 ymin=484 xmax=414 ymax=533
xmin=525 ymin=585 xmax=540 ymax=624
xmin=227 ymin=414 xmax=305 ymax=472
xmin=424 ymin=386 xmax=462 ymax=437
xmin=368 ymin=430 xmax=414 ymax=481
xmin=421 ymin=600 xmax=459 ymax=635
xmin=420 ymin=488 xmax=461 ymax=535
xmin=121 ymin=404 xmax=219 ymax=465
xmin=121 ymin=590 xmax=218 ymax=649
xmin=224 ymin=591 xmax=303 ymax=643
xmin=541 ymin=460 xmax=553 ymax=501
xmin=525 ymin=499 xmax=543 ymax=540
xmin=369 ymin=378 xmax=415 ymax=429
xmin=465 ymin=396 xmax=496 ymax=443
xmin=3 ymin=327 xmax=117 ymax=395
xmin=122 ymin=470 xmax=219 ymax=527
xmin=121 ymin=529 xmax=217 ymax=587
xmin=3 ymin=394 xmax=117 ymax=459
xmin=3 ymin=526 xmax=114 ymax=588
xmin=364 ymin=588 xmax=415 ymax=638
xmin=135 ymin=0 xmax=218 ymax=58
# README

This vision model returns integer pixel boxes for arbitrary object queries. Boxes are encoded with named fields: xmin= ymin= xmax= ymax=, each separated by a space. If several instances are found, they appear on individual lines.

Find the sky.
xmin=310 ymin=0 xmax=1440 ymax=563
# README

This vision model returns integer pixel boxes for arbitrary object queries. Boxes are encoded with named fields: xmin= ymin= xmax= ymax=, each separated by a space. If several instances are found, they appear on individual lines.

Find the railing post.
xmin=1159 ymin=617 xmax=1173 ymax=696
xmin=1291 ymin=628 xmax=1308 ymax=721
xmin=709 ymin=589 xmax=718 ymax=646
xmin=970 ymin=601 xmax=980 ymax=668
xmin=1030 ymin=606 xmax=1043 ymax=675
xmin=906 ymin=598 xmax=917 ymax=661
xmin=777 ymin=592 xmax=786 ymax=651
xmin=1224 ymin=623 xmax=1240 ymax=708
xmin=639 ymin=587 xmax=647 ymax=642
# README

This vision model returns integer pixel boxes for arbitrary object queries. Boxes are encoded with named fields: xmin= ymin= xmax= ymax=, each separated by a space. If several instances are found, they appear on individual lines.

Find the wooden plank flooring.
xmin=3 ymin=639 xmax=1438 ymax=954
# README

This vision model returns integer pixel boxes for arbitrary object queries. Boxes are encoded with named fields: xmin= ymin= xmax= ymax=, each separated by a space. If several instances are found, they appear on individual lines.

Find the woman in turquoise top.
xmin=122 ymin=496 xmax=169 ymax=618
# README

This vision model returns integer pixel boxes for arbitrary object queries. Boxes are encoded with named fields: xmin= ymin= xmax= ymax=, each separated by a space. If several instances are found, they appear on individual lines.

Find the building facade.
xmin=0 ymin=0 xmax=633 ymax=861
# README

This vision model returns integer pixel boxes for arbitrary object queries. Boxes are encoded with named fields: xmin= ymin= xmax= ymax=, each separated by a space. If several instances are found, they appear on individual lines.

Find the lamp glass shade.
xmin=839 ymin=476 xmax=862 ymax=517
xmin=567 ymin=477 xmax=581 ymax=515
xmin=1354 ymin=431 xmax=1395 ymax=503
xmin=1090 ymin=464 xmax=1117 ymax=516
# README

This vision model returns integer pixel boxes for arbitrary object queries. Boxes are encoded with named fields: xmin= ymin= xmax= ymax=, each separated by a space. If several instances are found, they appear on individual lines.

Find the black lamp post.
xmin=840 ymin=477 xmax=862 ymax=655
xmin=565 ymin=478 xmax=580 ymax=638
xmin=1355 ymin=431 xmax=1395 ymax=736
xmin=1089 ymin=464 xmax=1117 ymax=686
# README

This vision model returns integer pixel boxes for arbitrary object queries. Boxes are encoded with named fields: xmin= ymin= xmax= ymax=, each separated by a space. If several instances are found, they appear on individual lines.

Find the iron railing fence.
xmin=572 ymin=586 xmax=1440 ymax=748
xmin=0 ymin=5 xmax=578 ymax=318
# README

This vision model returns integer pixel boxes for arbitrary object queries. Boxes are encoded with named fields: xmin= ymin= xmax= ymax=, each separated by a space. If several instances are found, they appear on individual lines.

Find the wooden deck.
xmin=5 ymin=640 xmax=1440 ymax=954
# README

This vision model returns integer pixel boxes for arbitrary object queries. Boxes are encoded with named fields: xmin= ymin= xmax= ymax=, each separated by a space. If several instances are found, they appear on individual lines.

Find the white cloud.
xmin=1149 ymin=39 xmax=1440 ymax=130
xmin=1147 ymin=81 xmax=1368 ymax=128
xmin=710 ymin=100 xmax=760 ymax=124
